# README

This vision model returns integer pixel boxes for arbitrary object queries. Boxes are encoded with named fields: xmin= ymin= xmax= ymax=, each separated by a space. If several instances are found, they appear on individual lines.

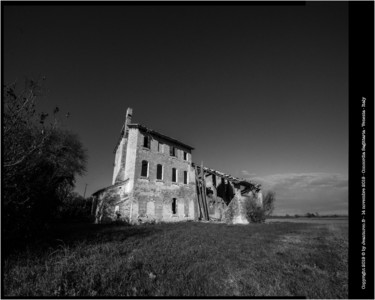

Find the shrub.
xmin=55 ymin=192 xmax=93 ymax=221
xmin=244 ymin=196 xmax=266 ymax=223
xmin=262 ymin=191 xmax=275 ymax=216
xmin=306 ymin=212 xmax=316 ymax=218
xmin=244 ymin=191 xmax=276 ymax=223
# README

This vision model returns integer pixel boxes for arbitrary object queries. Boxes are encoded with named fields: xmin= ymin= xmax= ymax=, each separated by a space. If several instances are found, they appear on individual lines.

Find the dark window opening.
xmin=158 ymin=142 xmax=163 ymax=152
xmin=172 ymin=168 xmax=177 ymax=182
xmin=172 ymin=198 xmax=177 ymax=214
xmin=183 ymin=151 xmax=187 ymax=160
xmin=141 ymin=160 xmax=148 ymax=177
xmin=143 ymin=135 xmax=150 ymax=149
xmin=216 ymin=178 xmax=235 ymax=205
xmin=157 ymin=164 xmax=163 ymax=180
xmin=170 ymin=146 xmax=176 ymax=157
xmin=183 ymin=171 xmax=188 ymax=184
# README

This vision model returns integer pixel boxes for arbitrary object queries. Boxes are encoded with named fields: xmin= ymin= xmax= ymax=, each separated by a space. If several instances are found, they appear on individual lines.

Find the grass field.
xmin=4 ymin=220 xmax=348 ymax=298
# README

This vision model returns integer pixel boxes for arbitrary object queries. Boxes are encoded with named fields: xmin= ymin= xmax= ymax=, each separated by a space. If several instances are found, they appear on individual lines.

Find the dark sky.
xmin=3 ymin=2 xmax=348 ymax=215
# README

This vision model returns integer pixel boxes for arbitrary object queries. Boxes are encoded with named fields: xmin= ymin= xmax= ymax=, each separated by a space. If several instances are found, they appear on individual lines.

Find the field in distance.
xmin=267 ymin=216 xmax=348 ymax=224
xmin=4 ymin=219 xmax=348 ymax=298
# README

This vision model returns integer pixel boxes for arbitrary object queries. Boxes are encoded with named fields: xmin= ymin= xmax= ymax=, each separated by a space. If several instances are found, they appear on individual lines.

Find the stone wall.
xmin=131 ymin=130 xmax=197 ymax=222
xmin=94 ymin=180 xmax=132 ymax=223
xmin=113 ymin=137 xmax=126 ymax=184
xmin=133 ymin=180 xmax=196 ymax=222
xmin=122 ymin=127 xmax=139 ymax=194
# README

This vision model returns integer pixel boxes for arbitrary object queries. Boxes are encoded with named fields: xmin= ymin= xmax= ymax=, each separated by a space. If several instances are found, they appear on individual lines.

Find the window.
xmin=172 ymin=168 xmax=177 ymax=183
xmin=141 ymin=160 xmax=148 ymax=177
xmin=170 ymin=146 xmax=176 ymax=157
xmin=157 ymin=164 xmax=163 ymax=180
xmin=183 ymin=151 xmax=187 ymax=161
xmin=183 ymin=171 xmax=188 ymax=184
xmin=158 ymin=142 xmax=164 ymax=153
xmin=172 ymin=198 xmax=177 ymax=214
xmin=143 ymin=135 xmax=150 ymax=149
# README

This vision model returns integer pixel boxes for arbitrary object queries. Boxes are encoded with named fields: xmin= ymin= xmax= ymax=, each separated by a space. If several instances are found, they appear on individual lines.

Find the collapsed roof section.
xmin=192 ymin=163 xmax=261 ymax=193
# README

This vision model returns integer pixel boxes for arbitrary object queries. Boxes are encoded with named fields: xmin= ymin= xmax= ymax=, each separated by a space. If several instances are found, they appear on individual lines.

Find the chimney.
xmin=124 ymin=107 xmax=133 ymax=137
xmin=125 ymin=107 xmax=133 ymax=125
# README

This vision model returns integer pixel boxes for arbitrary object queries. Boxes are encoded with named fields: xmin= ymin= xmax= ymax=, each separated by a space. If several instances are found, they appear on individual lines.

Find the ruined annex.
xmin=92 ymin=108 xmax=263 ymax=224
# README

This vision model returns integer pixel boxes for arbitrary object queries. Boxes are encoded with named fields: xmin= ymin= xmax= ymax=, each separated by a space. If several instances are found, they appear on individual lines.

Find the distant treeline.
xmin=270 ymin=213 xmax=348 ymax=218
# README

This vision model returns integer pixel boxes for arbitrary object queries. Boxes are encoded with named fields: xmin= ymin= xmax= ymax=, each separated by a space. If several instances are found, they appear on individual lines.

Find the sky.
xmin=3 ymin=2 xmax=348 ymax=215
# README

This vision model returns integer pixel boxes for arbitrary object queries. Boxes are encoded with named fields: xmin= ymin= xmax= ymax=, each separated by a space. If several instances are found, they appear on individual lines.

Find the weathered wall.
xmin=207 ymin=194 xmax=227 ymax=221
xmin=122 ymin=128 xmax=139 ymax=194
xmin=231 ymin=189 xmax=250 ymax=224
xmin=94 ymin=128 xmax=197 ymax=224
xmin=131 ymin=130 xmax=197 ymax=222
xmin=94 ymin=180 xmax=132 ymax=223
xmin=133 ymin=180 xmax=196 ymax=222
xmin=113 ymin=137 xmax=126 ymax=184
xmin=113 ymin=108 xmax=133 ymax=184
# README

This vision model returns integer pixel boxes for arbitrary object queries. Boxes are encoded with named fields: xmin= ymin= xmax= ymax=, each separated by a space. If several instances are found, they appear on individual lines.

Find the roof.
xmin=127 ymin=123 xmax=195 ymax=150
xmin=92 ymin=179 xmax=129 ymax=197
xmin=192 ymin=163 xmax=261 ymax=192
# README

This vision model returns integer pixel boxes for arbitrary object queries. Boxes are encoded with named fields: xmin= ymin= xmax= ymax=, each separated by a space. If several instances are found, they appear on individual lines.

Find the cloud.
xmin=241 ymin=170 xmax=256 ymax=177
xmin=245 ymin=172 xmax=348 ymax=215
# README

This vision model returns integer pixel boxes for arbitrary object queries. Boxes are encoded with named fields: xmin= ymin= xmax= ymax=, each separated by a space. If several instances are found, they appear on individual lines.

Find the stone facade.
xmin=93 ymin=108 xmax=197 ymax=224
xmin=92 ymin=107 xmax=262 ymax=225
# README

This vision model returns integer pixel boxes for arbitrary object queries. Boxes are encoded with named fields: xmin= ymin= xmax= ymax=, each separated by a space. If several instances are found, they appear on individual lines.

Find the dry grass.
xmin=3 ymin=220 xmax=348 ymax=298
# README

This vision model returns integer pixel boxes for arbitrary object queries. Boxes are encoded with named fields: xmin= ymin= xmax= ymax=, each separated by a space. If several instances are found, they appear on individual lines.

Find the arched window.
xmin=141 ymin=160 xmax=148 ymax=177
xmin=172 ymin=168 xmax=177 ymax=183
xmin=143 ymin=135 xmax=150 ymax=149
xmin=183 ymin=171 xmax=188 ymax=184
xmin=157 ymin=164 xmax=163 ymax=180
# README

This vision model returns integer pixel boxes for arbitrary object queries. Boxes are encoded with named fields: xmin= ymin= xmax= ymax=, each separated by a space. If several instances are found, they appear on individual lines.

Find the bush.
xmin=262 ymin=191 xmax=275 ymax=216
xmin=305 ymin=212 xmax=316 ymax=218
xmin=55 ymin=192 xmax=93 ymax=221
xmin=244 ymin=191 xmax=276 ymax=223
xmin=244 ymin=196 xmax=266 ymax=223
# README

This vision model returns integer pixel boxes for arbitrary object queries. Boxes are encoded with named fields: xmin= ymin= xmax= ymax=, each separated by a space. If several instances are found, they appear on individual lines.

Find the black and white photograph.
xmin=2 ymin=1 xmax=374 ymax=299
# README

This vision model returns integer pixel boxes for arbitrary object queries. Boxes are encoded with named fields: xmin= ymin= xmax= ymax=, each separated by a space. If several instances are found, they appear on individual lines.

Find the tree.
xmin=244 ymin=191 xmax=276 ymax=223
xmin=56 ymin=192 xmax=93 ymax=220
xmin=3 ymin=79 xmax=87 ymax=244
xmin=262 ymin=191 xmax=275 ymax=217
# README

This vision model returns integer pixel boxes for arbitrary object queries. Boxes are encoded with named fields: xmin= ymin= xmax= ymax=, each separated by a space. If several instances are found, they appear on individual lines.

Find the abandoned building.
xmin=92 ymin=108 xmax=262 ymax=224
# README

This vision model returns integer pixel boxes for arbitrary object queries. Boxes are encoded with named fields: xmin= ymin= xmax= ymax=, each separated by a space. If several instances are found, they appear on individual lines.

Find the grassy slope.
xmin=4 ymin=221 xmax=348 ymax=298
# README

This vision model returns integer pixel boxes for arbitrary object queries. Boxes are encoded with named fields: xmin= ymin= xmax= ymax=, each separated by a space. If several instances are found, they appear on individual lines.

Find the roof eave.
xmin=128 ymin=123 xmax=194 ymax=150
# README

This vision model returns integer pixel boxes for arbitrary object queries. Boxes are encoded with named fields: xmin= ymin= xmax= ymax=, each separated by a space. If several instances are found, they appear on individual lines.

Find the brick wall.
xmin=132 ymin=129 xmax=197 ymax=222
